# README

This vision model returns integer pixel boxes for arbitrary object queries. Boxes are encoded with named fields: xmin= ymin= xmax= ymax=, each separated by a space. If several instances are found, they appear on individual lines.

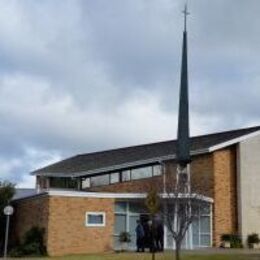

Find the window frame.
xmin=90 ymin=174 xmax=110 ymax=187
xmin=131 ymin=166 xmax=153 ymax=180
xmin=110 ymin=172 xmax=120 ymax=184
xmin=85 ymin=212 xmax=106 ymax=227
xmin=152 ymin=165 xmax=162 ymax=176
xmin=82 ymin=178 xmax=90 ymax=189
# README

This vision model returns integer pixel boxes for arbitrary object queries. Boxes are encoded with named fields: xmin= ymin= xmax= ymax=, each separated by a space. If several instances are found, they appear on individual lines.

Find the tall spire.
xmin=176 ymin=4 xmax=191 ymax=167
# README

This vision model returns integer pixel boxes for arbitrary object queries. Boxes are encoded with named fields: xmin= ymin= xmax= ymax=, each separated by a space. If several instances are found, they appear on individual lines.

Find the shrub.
xmin=9 ymin=245 xmax=24 ymax=257
xmin=230 ymin=234 xmax=243 ymax=248
xmin=221 ymin=234 xmax=231 ymax=242
xmin=247 ymin=233 xmax=260 ymax=246
xmin=119 ymin=232 xmax=131 ymax=243
xmin=221 ymin=234 xmax=243 ymax=248
xmin=9 ymin=226 xmax=46 ymax=257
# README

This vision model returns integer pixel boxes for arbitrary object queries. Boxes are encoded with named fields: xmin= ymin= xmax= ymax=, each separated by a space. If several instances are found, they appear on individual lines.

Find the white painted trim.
xmin=48 ymin=190 xmax=147 ymax=199
xmin=208 ymin=130 xmax=260 ymax=152
xmin=85 ymin=212 xmax=106 ymax=227
xmin=13 ymin=189 xmax=213 ymax=203
xmin=47 ymin=190 xmax=213 ymax=203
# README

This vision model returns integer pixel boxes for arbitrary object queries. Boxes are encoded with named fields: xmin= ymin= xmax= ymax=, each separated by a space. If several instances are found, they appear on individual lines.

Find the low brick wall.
xmin=12 ymin=195 xmax=115 ymax=256
xmin=47 ymin=196 xmax=115 ymax=256
xmin=11 ymin=195 xmax=49 ymax=246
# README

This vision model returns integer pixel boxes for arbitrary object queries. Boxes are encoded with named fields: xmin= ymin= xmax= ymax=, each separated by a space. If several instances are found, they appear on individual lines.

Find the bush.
xmin=230 ymin=235 xmax=243 ymax=248
xmin=9 ymin=227 xmax=47 ymax=257
xmin=221 ymin=234 xmax=243 ymax=248
xmin=247 ymin=233 xmax=260 ymax=246
xmin=221 ymin=234 xmax=231 ymax=242
xmin=119 ymin=232 xmax=131 ymax=243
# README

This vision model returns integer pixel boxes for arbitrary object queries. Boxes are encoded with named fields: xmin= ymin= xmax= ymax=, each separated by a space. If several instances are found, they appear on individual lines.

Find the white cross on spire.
xmin=182 ymin=4 xmax=190 ymax=31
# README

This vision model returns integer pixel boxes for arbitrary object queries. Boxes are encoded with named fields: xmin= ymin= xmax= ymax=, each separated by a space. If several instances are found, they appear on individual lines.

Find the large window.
xmin=129 ymin=165 xmax=161 ymax=180
xmin=122 ymin=170 xmax=131 ymax=182
xmin=114 ymin=202 xmax=212 ymax=250
xmin=81 ymin=164 xmax=162 ymax=189
xmin=82 ymin=178 xmax=90 ymax=189
xmin=153 ymin=165 xmax=161 ymax=176
xmin=49 ymin=177 xmax=77 ymax=189
xmin=110 ymin=172 xmax=120 ymax=184
xmin=90 ymin=174 xmax=110 ymax=187
xmin=192 ymin=204 xmax=211 ymax=247
xmin=131 ymin=167 xmax=153 ymax=180
xmin=114 ymin=202 xmax=149 ymax=249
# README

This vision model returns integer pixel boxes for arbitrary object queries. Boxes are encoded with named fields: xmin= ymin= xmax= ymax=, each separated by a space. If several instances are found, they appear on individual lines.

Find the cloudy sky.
xmin=0 ymin=0 xmax=260 ymax=187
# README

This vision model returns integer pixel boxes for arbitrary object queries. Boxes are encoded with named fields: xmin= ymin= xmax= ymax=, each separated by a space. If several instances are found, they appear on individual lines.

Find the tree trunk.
xmin=175 ymin=242 xmax=181 ymax=260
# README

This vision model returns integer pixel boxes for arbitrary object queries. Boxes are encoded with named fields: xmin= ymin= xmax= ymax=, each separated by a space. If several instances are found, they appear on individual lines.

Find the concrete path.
xmin=182 ymin=248 xmax=260 ymax=255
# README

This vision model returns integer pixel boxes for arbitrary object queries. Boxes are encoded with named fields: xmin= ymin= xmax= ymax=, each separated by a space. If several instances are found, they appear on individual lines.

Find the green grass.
xmin=12 ymin=252 xmax=260 ymax=260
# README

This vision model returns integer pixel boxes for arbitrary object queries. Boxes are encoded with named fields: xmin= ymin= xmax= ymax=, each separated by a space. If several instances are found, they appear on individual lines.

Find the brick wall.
xmin=47 ymin=196 xmax=114 ymax=256
xmin=12 ymin=195 xmax=115 ymax=256
xmin=88 ymin=175 xmax=162 ymax=193
xmin=212 ymin=146 xmax=238 ymax=246
xmin=190 ymin=153 xmax=214 ymax=197
xmin=11 ymin=195 xmax=49 ymax=246
xmin=89 ymin=153 xmax=214 ymax=198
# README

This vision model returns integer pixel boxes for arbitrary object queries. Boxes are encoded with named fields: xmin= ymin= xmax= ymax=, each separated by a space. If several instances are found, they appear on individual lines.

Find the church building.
xmin=11 ymin=8 xmax=260 ymax=257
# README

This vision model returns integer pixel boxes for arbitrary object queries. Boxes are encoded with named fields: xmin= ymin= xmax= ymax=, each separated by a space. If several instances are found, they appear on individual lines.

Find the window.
xmin=131 ymin=167 xmax=152 ymax=180
xmin=82 ymin=178 xmax=90 ymax=189
xmin=115 ymin=202 xmax=127 ymax=213
xmin=49 ymin=177 xmax=77 ymax=189
xmin=153 ymin=165 xmax=161 ymax=176
xmin=191 ymin=204 xmax=211 ymax=247
xmin=115 ymin=214 xmax=126 ymax=234
xmin=110 ymin=172 xmax=119 ymax=184
xmin=90 ymin=174 xmax=109 ymax=187
xmin=86 ymin=212 xmax=106 ymax=227
xmin=122 ymin=170 xmax=131 ymax=182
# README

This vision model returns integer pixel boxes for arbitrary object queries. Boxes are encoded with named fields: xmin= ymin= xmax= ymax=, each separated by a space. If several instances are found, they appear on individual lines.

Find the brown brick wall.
xmin=47 ymin=196 xmax=115 ymax=256
xmin=88 ymin=176 xmax=162 ymax=193
xmin=190 ymin=153 xmax=214 ymax=197
xmin=12 ymin=195 xmax=115 ymax=256
xmin=88 ymin=153 xmax=214 ymax=198
xmin=212 ymin=146 xmax=238 ymax=246
xmin=11 ymin=195 xmax=49 ymax=246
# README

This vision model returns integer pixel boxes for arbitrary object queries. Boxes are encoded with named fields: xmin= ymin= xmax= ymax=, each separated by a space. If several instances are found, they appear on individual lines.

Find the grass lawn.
xmin=13 ymin=252 xmax=260 ymax=260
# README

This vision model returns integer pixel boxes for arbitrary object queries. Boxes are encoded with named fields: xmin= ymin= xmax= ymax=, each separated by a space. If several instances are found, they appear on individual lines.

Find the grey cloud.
xmin=0 ymin=0 xmax=260 ymax=186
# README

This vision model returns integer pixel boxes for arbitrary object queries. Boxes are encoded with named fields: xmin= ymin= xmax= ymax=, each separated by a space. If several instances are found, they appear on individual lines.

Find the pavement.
xmin=181 ymin=248 xmax=260 ymax=255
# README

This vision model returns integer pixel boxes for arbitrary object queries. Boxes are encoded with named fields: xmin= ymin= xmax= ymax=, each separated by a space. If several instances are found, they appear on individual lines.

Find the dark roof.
xmin=32 ymin=125 xmax=260 ymax=177
xmin=13 ymin=188 xmax=37 ymax=200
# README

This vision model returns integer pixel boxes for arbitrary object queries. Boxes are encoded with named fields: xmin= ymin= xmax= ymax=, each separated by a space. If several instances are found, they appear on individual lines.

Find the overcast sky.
xmin=0 ymin=0 xmax=260 ymax=187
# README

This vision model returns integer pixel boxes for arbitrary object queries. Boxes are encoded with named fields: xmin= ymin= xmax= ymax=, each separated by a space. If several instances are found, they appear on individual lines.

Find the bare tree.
xmin=145 ymin=187 xmax=160 ymax=260
xmin=149 ymin=163 xmax=209 ymax=260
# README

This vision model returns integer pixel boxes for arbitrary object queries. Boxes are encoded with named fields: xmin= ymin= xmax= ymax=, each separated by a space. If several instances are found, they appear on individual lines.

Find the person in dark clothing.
xmin=148 ymin=220 xmax=156 ymax=253
xmin=135 ymin=220 xmax=145 ymax=252
xmin=155 ymin=223 xmax=164 ymax=251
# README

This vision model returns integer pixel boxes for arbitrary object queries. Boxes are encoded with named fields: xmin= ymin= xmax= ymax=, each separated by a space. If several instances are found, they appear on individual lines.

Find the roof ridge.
xmin=32 ymin=124 xmax=260 ymax=175
xmin=74 ymin=124 xmax=260 ymax=158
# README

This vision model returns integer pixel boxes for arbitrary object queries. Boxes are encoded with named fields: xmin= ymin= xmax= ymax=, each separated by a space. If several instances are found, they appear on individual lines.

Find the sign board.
xmin=3 ymin=205 xmax=14 ymax=216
